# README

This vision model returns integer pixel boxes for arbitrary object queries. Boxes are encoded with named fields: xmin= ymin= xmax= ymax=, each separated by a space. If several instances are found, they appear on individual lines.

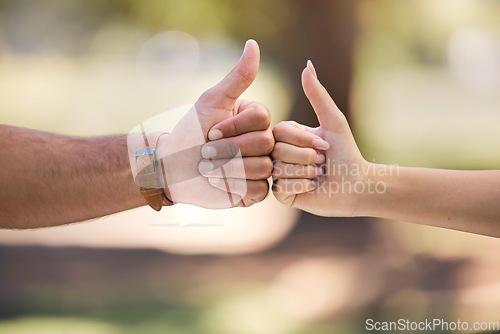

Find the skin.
xmin=271 ymin=60 xmax=500 ymax=238
xmin=0 ymin=40 xmax=273 ymax=229
xmin=157 ymin=40 xmax=273 ymax=208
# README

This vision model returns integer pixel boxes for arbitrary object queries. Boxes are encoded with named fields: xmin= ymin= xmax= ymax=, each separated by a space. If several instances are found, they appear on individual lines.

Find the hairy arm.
xmin=0 ymin=40 xmax=272 ymax=229
xmin=0 ymin=125 xmax=145 ymax=229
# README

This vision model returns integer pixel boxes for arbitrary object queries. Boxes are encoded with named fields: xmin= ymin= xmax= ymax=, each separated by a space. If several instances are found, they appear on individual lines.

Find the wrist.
xmin=156 ymin=134 xmax=173 ymax=202
xmin=132 ymin=131 xmax=174 ymax=211
xmin=353 ymin=162 xmax=397 ymax=218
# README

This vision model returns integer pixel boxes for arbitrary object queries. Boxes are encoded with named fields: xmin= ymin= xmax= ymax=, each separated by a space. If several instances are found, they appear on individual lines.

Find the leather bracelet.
xmin=134 ymin=132 xmax=174 ymax=211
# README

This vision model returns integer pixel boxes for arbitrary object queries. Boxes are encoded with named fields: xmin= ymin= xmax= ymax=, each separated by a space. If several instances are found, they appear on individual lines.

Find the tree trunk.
xmin=264 ymin=0 xmax=356 ymax=126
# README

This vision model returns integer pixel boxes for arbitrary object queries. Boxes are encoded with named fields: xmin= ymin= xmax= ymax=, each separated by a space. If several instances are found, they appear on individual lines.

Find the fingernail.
xmin=209 ymin=178 xmax=221 ymax=185
xmin=201 ymin=145 xmax=217 ymax=159
xmin=199 ymin=161 xmax=214 ymax=174
xmin=208 ymin=129 xmax=223 ymax=141
xmin=307 ymin=60 xmax=318 ymax=79
xmin=315 ymin=154 xmax=325 ymax=165
xmin=243 ymin=39 xmax=251 ymax=55
xmin=238 ymin=41 xmax=250 ymax=62
xmin=312 ymin=138 xmax=330 ymax=151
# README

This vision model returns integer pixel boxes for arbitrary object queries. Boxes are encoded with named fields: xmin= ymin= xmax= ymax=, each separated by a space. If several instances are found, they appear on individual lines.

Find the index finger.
xmin=273 ymin=121 xmax=330 ymax=151
xmin=208 ymin=102 xmax=270 ymax=140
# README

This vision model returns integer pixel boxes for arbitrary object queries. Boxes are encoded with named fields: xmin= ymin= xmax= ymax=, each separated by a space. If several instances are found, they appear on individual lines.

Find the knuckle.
xmin=227 ymin=141 xmax=240 ymax=158
xmin=271 ymin=161 xmax=284 ymax=178
xmin=272 ymin=121 xmax=294 ymax=141
xmin=260 ymin=157 xmax=273 ymax=178
xmin=229 ymin=118 xmax=239 ymax=137
xmin=247 ymin=101 xmax=259 ymax=109
xmin=261 ymin=130 xmax=275 ymax=155
xmin=258 ymin=189 xmax=270 ymax=202
xmin=249 ymin=180 xmax=268 ymax=197
xmin=307 ymin=150 xmax=317 ymax=164
xmin=271 ymin=142 xmax=283 ymax=160
xmin=272 ymin=121 xmax=286 ymax=137
xmin=272 ymin=179 xmax=284 ymax=194
xmin=253 ymin=104 xmax=271 ymax=127
xmin=256 ymin=180 xmax=270 ymax=198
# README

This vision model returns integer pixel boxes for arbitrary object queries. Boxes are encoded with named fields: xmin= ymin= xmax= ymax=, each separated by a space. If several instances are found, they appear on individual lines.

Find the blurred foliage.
xmin=1 ymin=1 xmax=500 ymax=334
xmin=353 ymin=0 xmax=500 ymax=169
xmin=0 ymin=0 xmax=294 ymax=55
xmin=357 ymin=0 xmax=500 ymax=70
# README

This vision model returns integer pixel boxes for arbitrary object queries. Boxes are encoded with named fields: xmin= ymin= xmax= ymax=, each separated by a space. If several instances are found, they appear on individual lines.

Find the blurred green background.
xmin=1 ymin=0 xmax=500 ymax=333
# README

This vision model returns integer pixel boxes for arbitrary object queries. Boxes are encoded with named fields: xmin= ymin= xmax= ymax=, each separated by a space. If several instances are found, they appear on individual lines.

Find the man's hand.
xmin=160 ymin=40 xmax=274 ymax=208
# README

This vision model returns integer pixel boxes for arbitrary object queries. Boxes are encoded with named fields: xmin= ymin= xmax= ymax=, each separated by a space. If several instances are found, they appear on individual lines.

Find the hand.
xmin=272 ymin=60 xmax=369 ymax=217
xmin=160 ymin=40 xmax=274 ymax=208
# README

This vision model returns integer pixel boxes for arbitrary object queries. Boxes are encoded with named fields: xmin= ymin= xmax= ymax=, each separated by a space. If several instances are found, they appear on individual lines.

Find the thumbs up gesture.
xmin=272 ymin=61 xmax=369 ymax=217
xmin=158 ymin=40 xmax=274 ymax=208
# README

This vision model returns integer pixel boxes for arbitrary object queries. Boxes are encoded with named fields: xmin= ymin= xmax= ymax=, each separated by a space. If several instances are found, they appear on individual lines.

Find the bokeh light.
xmin=1 ymin=1 xmax=500 ymax=333
xmin=136 ymin=31 xmax=199 ymax=90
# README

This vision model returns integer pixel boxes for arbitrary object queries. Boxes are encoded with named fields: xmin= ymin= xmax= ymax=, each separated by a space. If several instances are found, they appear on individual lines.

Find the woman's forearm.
xmin=357 ymin=164 xmax=500 ymax=237
xmin=0 ymin=125 xmax=146 ymax=229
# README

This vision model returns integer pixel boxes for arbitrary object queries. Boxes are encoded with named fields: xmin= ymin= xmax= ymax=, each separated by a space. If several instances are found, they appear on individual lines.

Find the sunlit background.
xmin=1 ymin=0 xmax=500 ymax=333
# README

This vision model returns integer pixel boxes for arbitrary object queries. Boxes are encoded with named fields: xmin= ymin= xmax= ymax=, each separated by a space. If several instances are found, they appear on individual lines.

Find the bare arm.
xmin=0 ymin=125 xmax=145 ymax=229
xmin=272 ymin=61 xmax=500 ymax=238
xmin=358 ymin=166 xmax=500 ymax=237
xmin=1 ymin=40 xmax=273 ymax=229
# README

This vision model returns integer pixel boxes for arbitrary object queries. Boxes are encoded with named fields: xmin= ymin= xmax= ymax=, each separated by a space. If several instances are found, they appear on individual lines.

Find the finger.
xmin=197 ymin=40 xmax=260 ymax=110
xmin=273 ymin=121 xmax=329 ymax=150
xmin=202 ymin=129 xmax=274 ymax=159
xmin=272 ymin=178 xmax=318 ymax=196
xmin=199 ymin=156 xmax=273 ymax=180
xmin=239 ymin=188 xmax=270 ymax=207
xmin=209 ymin=187 xmax=243 ymax=209
xmin=272 ymin=161 xmax=323 ymax=179
xmin=307 ymin=59 xmax=318 ymax=78
xmin=271 ymin=142 xmax=324 ymax=165
xmin=208 ymin=102 xmax=270 ymax=140
xmin=302 ymin=60 xmax=345 ymax=130
xmin=272 ymin=189 xmax=294 ymax=207
xmin=208 ymin=178 xmax=269 ymax=201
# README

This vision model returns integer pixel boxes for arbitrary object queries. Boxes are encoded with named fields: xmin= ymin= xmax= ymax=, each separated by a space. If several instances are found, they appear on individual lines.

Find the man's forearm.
xmin=358 ymin=165 xmax=500 ymax=237
xmin=0 ymin=125 xmax=146 ymax=229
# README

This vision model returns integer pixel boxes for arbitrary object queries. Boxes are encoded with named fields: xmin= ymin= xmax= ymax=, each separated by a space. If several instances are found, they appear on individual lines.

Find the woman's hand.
xmin=272 ymin=61 xmax=370 ymax=217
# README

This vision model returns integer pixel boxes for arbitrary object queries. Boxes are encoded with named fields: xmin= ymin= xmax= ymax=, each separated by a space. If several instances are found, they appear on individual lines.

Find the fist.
xmin=160 ymin=40 xmax=274 ymax=209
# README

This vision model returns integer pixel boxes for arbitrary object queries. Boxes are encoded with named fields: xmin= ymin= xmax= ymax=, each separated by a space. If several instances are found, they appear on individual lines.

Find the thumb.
xmin=301 ymin=60 xmax=345 ymax=130
xmin=197 ymin=39 xmax=260 ymax=110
